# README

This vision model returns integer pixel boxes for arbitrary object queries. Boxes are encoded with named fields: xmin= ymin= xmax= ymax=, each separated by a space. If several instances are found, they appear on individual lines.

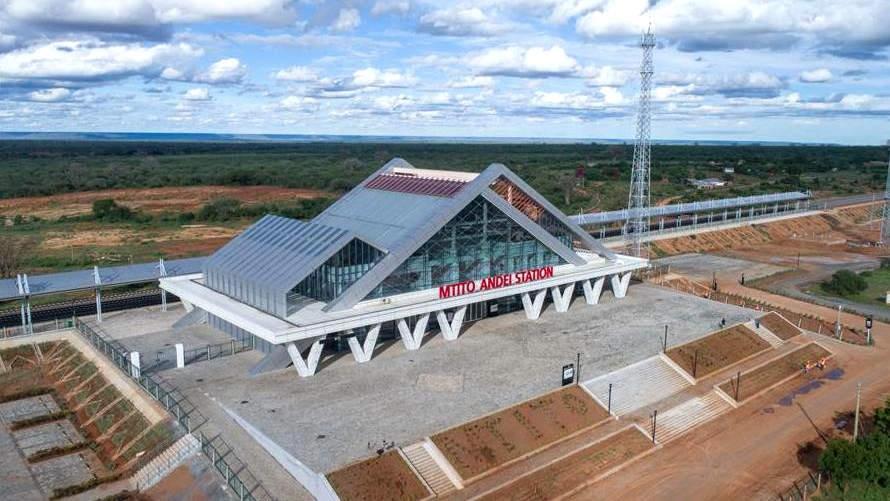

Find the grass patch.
xmin=814 ymin=267 xmax=890 ymax=309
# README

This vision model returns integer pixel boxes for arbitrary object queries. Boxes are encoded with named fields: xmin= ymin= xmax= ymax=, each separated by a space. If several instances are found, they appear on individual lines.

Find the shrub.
xmin=196 ymin=197 xmax=242 ymax=221
xmin=92 ymin=199 xmax=134 ymax=222
xmin=822 ymin=270 xmax=868 ymax=297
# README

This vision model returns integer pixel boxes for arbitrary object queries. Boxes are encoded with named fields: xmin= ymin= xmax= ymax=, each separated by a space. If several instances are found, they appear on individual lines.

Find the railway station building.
xmin=160 ymin=159 xmax=648 ymax=377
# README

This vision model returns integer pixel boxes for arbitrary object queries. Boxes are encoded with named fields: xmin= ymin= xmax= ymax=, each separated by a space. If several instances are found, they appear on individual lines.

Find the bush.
xmin=196 ymin=197 xmax=243 ymax=222
xmin=92 ymin=199 xmax=134 ymax=222
xmin=822 ymin=270 xmax=868 ymax=297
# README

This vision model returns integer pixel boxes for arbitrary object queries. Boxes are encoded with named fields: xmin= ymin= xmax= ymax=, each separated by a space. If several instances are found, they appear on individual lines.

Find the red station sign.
xmin=438 ymin=266 xmax=555 ymax=299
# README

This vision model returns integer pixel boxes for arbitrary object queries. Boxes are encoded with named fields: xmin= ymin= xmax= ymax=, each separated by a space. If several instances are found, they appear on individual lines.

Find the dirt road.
xmin=576 ymin=330 xmax=890 ymax=500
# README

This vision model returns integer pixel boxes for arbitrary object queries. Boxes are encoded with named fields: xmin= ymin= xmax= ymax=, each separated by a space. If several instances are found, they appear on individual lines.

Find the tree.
xmin=821 ymin=270 xmax=868 ymax=297
xmin=0 ymin=237 xmax=32 ymax=278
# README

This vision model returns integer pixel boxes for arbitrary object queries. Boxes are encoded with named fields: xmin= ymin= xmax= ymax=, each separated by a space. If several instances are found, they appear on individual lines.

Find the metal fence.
xmin=776 ymin=471 xmax=823 ymax=501
xmin=1 ymin=317 xmax=76 ymax=338
xmin=184 ymin=338 xmax=255 ymax=366
xmin=72 ymin=319 xmax=273 ymax=500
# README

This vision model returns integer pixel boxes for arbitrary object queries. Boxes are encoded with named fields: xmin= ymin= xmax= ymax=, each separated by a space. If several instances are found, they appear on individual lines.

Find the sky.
xmin=0 ymin=1 xmax=888 ymax=144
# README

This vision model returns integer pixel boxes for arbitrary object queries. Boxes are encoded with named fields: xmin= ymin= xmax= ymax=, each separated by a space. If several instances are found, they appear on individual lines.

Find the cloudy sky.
xmin=1 ymin=0 xmax=888 ymax=144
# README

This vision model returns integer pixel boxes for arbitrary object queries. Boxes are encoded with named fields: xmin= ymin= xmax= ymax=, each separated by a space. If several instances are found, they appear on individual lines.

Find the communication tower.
xmin=881 ymin=140 xmax=890 ymax=244
xmin=625 ymin=27 xmax=655 ymax=258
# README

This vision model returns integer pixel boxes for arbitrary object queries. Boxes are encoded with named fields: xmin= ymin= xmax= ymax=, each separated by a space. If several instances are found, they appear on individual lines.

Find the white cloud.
xmin=583 ymin=66 xmax=630 ymax=86
xmin=331 ymin=8 xmax=361 ymax=32
xmin=371 ymin=0 xmax=410 ymax=16
xmin=351 ymin=67 xmax=416 ymax=88
xmin=28 ymin=87 xmax=71 ymax=102
xmin=183 ymin=87 xmax=211 ymax=100
xmin=0 ymin=39 xmax=202 ymax=80
xmin=799 ymin=68 xmax=833 ymax=83
xmin=160 ymin=67 xmax=186 ymax=80
xmin=469 ymin=45 xmax=579 ymax=78
xmin=196 ymin=58 xmax=247 ymax=84
xmin=2 ymin=0 xmax=299 ymax=28
xmin=448 ymin=76 xmax=495 ymax=88
xmin=275 ymin=66 xmax=318 ymax=82
xmin=279 ymin=95 xmax=318 ymax=110
xmin=419 ymin=7 xmax=512 ymax=37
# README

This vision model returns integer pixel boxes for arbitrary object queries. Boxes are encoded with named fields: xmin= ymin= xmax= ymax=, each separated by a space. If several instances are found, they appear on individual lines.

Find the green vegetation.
xmin=821 ymin=270 xmax=869 ymax=297
xmin=0 ymin=140 xmax=886 ymax=275
xmin=0 ymin=141 xmax=885 ymax=213
xmin=818 ymin=399 xmax=890 ymax=500
xmin=92 ymin=199 xmax=138 ymax=222
xmin=817 ymin=268 xmax=890 ymax=308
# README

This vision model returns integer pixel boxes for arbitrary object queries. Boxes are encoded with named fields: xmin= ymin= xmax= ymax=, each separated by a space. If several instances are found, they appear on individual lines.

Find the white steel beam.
xmin=611 ymin=272 xmax=632 ymax=299
xmin=435 ymin=306 xmax=466 ymax=341
xmin=346 ymin=324 xmax=381 ymax=363
xmin=521 ymin=289 xmax=548 ymax=320
xmin=582 ymin=277 xmax=605 ymax=305
xmin=550 ymin=283 xmax=576 ymax=313
xmin=286 ymin=338 xmax=325 ymax=377
xmin=397 ymin=314 xmax=430 ymax=351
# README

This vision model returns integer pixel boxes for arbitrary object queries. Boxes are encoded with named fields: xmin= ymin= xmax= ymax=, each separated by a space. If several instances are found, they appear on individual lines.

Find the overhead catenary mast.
xmin=625 ymin=26 xmax=656 ymax=258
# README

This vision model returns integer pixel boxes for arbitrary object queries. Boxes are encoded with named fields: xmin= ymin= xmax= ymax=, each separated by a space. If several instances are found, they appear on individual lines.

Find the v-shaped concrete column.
xmin=286 ymin=338 xmax=325 ymax=377
xmin=521 ymin=289 xmax=548 ymax=320
xmin=397 ymin=314 xmax=430 ymax=350
xmin=582 ymin=277 xmax=606 ymax=305
xmin=611 ymin=272 xmax=632 ymax=299
xmin=550 ymin=283 xmax=576 ymax=313
xmin=436 ymin=306 xmax=467 ymax=341
xmin=346 ymin=324 xmax=381 ymax=363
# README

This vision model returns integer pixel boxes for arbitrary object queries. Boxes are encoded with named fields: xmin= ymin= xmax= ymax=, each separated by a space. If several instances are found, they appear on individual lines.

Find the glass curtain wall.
xmin=489 ymin=176 xmax=588 ymax=252
xmin=366 ymin=196 xmax=565 ymax=299
xmin=291 ymin=239 xmax=384 ymax=303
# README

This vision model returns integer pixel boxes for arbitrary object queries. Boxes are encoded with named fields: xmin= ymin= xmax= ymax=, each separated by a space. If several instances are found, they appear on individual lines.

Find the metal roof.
xmin=0 ymin=256 xmax=205 ymax=302
xmin=571 ymin=191 xmax=810 ymax=226
xmin=204 ymin=215 xmax=354 ymax=299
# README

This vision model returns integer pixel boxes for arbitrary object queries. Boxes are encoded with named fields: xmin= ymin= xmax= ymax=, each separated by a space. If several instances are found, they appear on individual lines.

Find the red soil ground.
xmin=478 ymin=426 xmax=654 ymax=501
xmin=759 ymin=312 xmax=803 ymax=341
xmin=666 ymin=325 xmax=771 ymax=379
xmin=0 ymin=186 xmax=329 ymax=220
xmin=430 ymin=385 xmax=609 ymax=481
xmin=720 ymin=343 xmax=833 ymax=403
xmin=326 ymin=450 xmax=430 ymax=501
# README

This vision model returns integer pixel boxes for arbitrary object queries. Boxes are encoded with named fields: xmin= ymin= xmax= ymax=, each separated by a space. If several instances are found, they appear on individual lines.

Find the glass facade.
xmin=366 ymin=196 xmax=566 ymax=299
xmin=489 ymin=176 xmax=590 ymax=252
xmin=291 ymin=238 xmax=384 ymax=303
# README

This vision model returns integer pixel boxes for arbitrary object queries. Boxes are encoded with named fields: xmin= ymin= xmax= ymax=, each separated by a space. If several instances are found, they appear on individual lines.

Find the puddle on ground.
xmin=777 ymin=368 xmax=845 ymax=407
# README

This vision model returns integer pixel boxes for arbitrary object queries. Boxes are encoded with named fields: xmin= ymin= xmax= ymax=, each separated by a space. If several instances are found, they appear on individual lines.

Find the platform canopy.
xmin=571 ymin=191 xmax=810 ymax=226
xmin=0 ymin=256 xmax=205 ymax=302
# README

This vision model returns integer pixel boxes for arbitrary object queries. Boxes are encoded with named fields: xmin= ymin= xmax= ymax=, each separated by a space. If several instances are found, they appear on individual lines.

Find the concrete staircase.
xmin=131 ymin=433 xmax=201 ymax=491
xmin=654 ymin=391 xmax=732 ymax=444
xmin=402 ymin=442 xmax=459 ymax=496
xmin=583 ymin=356 xmax=692 ymax=416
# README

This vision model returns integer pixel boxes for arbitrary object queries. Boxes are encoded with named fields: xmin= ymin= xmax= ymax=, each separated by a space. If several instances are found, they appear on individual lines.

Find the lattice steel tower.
xmin=626 ymin=27 xmax=655 ymax=258
xmin=881 ymin=140 xmax=890 ymax=244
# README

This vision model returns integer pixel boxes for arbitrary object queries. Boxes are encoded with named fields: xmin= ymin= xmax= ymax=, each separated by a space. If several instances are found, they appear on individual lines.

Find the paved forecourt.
xmin=155 ymin=283 xmax=754 ymax=475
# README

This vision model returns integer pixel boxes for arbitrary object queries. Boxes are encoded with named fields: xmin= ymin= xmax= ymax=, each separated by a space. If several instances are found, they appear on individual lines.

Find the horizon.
xmin=0 ymin=130 xmax=865 ymax=147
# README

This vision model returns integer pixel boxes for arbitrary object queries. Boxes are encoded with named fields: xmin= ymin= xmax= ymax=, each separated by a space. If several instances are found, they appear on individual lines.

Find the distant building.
xmin=688 ymin=178 xmax=728 ymax=189
xmin=723 ymin=166 xmax=735 ymax=174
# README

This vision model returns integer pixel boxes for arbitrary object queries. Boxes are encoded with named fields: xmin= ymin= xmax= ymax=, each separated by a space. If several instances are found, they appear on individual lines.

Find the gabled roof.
xmin=202 ymin=158 xmax=617 ymax=317
xmin=203 ymin=215 xmax=354 ymax=301
xmin=321 ymin=161 xmax=616 ymax=312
